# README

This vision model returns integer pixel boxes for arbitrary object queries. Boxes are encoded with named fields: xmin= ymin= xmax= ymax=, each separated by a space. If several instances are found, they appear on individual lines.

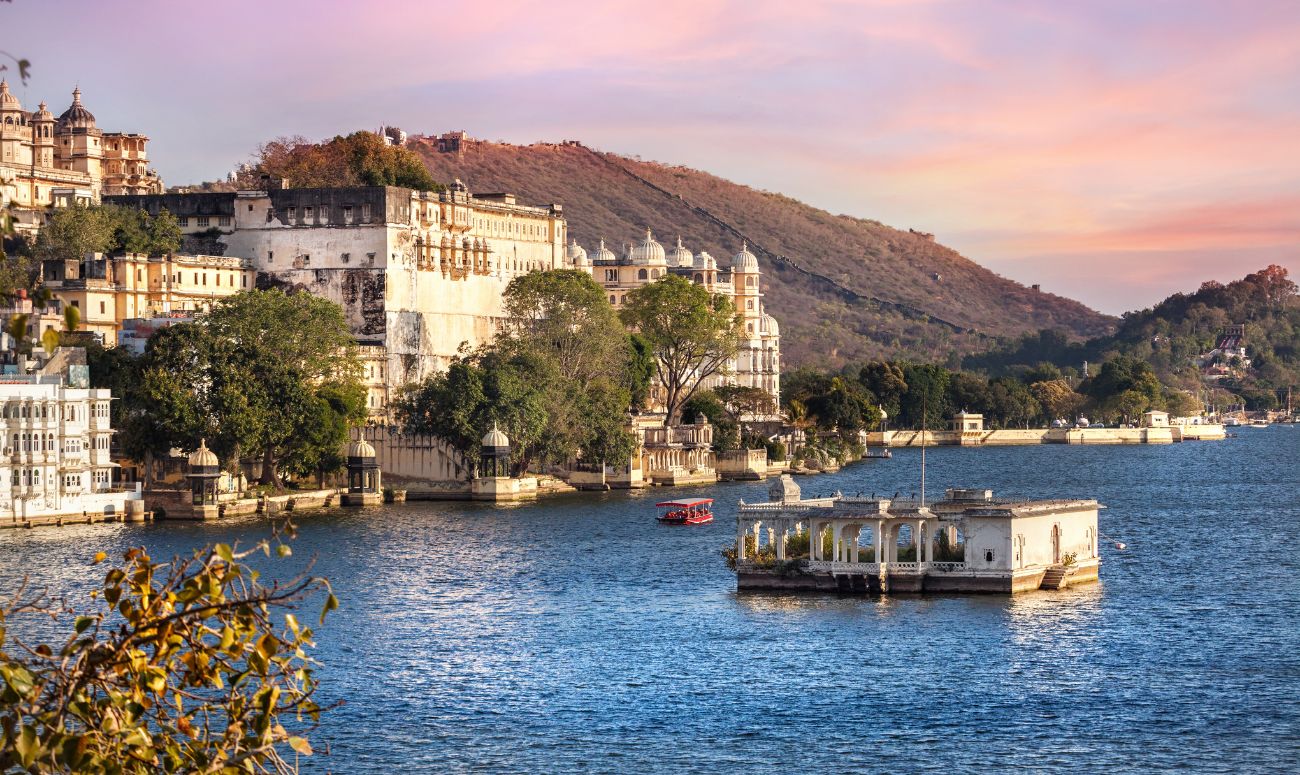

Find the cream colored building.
xmin=41 ymin=252 xmax=256 ymax=346
xmin=0 ymin=83 xmax=162 ymax=235
xmin=106 ymin=181 xmax=567 ymax=398
xmin=0 ymin=349 xmax=143 ymax=523
xmin=570 ymin=230 xmax=781 ymax=406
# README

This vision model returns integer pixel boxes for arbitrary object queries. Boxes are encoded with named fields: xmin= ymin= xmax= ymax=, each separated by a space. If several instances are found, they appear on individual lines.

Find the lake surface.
xmin=3 ymin=431 xmax=1299 ymax=772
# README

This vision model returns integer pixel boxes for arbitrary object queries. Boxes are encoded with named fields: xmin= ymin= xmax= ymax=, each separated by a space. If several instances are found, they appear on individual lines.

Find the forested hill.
xmin=409 ymin=136 xmax=1115 ymax=368
xmin=965 ymin=265 xmax=1300 ymax=409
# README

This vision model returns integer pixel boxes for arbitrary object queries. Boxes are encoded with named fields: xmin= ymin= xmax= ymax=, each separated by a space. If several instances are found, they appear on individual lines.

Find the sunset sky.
xmin=6 ymin=0 xmax=1298 ymax=314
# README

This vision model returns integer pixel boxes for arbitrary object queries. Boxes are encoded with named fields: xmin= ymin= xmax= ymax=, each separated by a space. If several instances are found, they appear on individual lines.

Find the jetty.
xmin=734 ymin=476 xmax=1101 ymax=594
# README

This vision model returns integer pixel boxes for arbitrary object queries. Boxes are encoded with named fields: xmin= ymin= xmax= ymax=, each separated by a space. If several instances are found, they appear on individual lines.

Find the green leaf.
xmin=276 ymin=544 xmax=292 ymax=558
xmin=214 ymin=543 xmax=233 ymax=562
xmin=16 ymin=725 xmax=38 ymax=767
xmin=75 ymin=616 xmax=94 ymax=633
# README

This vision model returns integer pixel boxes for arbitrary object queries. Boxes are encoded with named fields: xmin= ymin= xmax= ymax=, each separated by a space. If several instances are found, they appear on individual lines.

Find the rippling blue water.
xmin=3 ymin=431 xmax=1299 ymax=772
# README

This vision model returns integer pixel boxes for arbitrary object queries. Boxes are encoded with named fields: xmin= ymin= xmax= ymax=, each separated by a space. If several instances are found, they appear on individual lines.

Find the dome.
xmin=32 ymin=101 xmax=53 ymax=122
xmin=692 ymin=250 xmax=717 ymax=271
xmin=762 ymin=313 xmax=779 ymax=336
xmin=731 ymin=242 xmax=760 ymax=273
xmin=877 ymin=405 xmax=888 ymax=420
xmin=628 ymin=229 xmax=666 ymax=265
xmin=667 ymin=236 xmax=693 ymax=268
xmin=0 ymin=80 xmax=21 ymax=112
xmin=565 ymin=240 xmax=588 ymax=265
xmin=56 ymin=87 xmax=96 ymax=130
xmin=188 ymin=439 xmax=219 ymax=469
xmin=482 ymin=422 xmax=510 ymax=449
xmin=347 ymin=438 xmax=376 ymax=458
xmin=591 ymin=239 xmax=616 ymax=263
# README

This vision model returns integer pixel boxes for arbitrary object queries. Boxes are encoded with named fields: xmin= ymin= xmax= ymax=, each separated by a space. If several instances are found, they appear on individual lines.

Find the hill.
xmin=409 ymin=135 xmax=1115 ymax=368
xmin=965 ymin=265 xmax=1300 ymax=410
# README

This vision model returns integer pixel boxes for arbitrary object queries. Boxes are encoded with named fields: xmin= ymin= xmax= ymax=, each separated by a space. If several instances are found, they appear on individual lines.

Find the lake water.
xmin=3 ymin=431 xmax=1299 ymax=772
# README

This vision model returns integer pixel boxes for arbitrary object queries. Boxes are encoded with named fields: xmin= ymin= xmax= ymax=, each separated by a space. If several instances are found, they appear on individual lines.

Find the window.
xmin=341 ymin=252 xmax=350 ymax=263
xmin=266 ymin=209 xmax=274 ymax=223
xmin=196 ymin=216 xmax=210 ymax=227
xmin=302 ymin=255 xmax=311 ymax=267
xmin=99 ymin=301 xmax=105 ymax=314
xmin=638 ymin=269 xmax=648 ymax=280
xmin=343 ymin=206 xmax=353 ymax=223
xmin=609 ymin=295 xmax=616 ymax=304
xmin=747 ymin=300 xmax=755 ymax=309
xmin=287 ymin=207 xmax=296 ymax=221
xmin=71 ymin=300 xmax=79 ymax=309
xmin=605 ymin=269 xmax=617 ymax=282
xmin=361 ymin=204 xmax=371 ymax=222
xmin=985 ymin=550 xmax=994 ymax=562
xmin=746 ymin=276 xmax=756 ymax=287
xmin=319 ymin=205 xmax=329 ymax=223
xmin=216 ymin=274 xmax=221 ymax=286
xmin=241 ymin=275 xmax=247 ymax=288
xmin=218 ymin=215 xmax=231 ymax=227
xmin=366 ymin=252 xmax=376 ymax=266
xmin=305 ymin=207 xmax=314 ymax=220
xmin=178 ymin=216 xmax=189 ymax=227
xmin=267 ymin=251 xmax=274 ymax=262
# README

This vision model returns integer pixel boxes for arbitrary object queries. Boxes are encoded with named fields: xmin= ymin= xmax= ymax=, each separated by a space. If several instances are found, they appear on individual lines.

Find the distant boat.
xmin=864 ymin=448 xmax=892 ymax=459
xmin=1248 ymin=419 xmax=1270 ymax=428
xmin=1224 ymin=417 xmax=1242 ymax=427
xmin=656 ymin=498 xmax=714 ymax=525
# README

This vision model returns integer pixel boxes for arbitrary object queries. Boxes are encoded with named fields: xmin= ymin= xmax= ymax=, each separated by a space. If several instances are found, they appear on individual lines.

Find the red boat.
xmin=655 ymin=498 xmax=714 ymax=525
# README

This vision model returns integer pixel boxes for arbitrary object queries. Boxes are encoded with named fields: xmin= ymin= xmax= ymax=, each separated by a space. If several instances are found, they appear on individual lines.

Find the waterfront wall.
xmin=868 ymin=424 xmax=1224 ymax=447
xmin=355 ymin=426 xmax=467 ymax=484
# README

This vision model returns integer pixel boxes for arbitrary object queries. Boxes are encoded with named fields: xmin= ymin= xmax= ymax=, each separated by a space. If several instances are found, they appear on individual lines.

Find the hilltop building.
xmin=0 ymin=348 xmax=142 ymax=524
xmin=0 ymin=83 xmax=163 ymax=234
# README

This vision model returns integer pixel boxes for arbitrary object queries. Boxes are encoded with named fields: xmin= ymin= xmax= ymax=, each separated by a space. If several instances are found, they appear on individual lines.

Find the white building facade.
xmin=0 ymin=358 xmax=141 ymax=523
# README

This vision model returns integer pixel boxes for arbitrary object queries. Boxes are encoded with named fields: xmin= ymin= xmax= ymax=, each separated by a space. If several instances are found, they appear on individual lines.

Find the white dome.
xmin=667 ymin=236 xmax=694 ymax=268
xmin=565 ymin=240 xmax=588 ymax=265
xmin=188 ymin=439 xmax=219 ymax=468
xmin=762 ymin=313 xmax=779 ymax=336
xmin=591 ymin=239 xmax=616 ymax=263
xmin=693 ymin=250 xmax=717 ymax=271
xmin=629 ymin=229 xmax=666 ymax=266
xmin=732 ymin=242 xmax=760 ymax=273
xmin=347 ymin=438 xmax=376 ymax=458
xmin=482 ymin=423 xmax=510 ymax=448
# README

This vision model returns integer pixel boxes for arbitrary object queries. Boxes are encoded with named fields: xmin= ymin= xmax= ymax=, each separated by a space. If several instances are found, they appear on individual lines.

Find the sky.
xmin=5 ymin=0 xmax=1299 ymax=314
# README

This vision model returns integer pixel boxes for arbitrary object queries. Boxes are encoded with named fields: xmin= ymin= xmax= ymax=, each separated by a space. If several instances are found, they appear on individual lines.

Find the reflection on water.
xmin=2 ymin=433 xmax=1299 ymax=772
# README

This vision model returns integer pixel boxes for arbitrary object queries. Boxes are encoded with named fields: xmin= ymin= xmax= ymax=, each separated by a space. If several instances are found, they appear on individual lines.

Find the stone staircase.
xmin=1039 ymin=565 xmax=1072 ymax=590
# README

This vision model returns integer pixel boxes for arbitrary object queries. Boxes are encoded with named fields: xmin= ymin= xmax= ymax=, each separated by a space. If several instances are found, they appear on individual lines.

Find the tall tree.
xmin=619 ymin=275 xmax=740 ymax=425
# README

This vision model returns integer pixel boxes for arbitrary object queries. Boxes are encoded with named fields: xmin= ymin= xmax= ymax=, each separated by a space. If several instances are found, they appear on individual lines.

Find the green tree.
xmin=682 ymin=390 xmax=740 ymax=452
xmin=33 ymin=204 xmax=114 ymax=261
xmin=857 ymin=361 xmax=907 ymax=418
xmin=620 ymin=275 xmax=740 ymax=425
xmin=1030 ymin=379 xmax=1084 ymax=424
xmin=0 ymin=530 xmax=337 ymax=773
xmin=713 ymin=384 xmax=776 ymax=446
xmin=899 ymin=363 xmax=950 ymax=429
xmin=244 ymin=132 xmax=441 ymax=192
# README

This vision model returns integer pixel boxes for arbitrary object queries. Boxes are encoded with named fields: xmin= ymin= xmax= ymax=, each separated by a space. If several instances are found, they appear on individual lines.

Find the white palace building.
xmin=0 ymin=349 xmax=142 ymax=524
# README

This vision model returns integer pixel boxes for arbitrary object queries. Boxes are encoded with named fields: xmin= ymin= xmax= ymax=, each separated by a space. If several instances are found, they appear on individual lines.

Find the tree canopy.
xmin=241 ymin=132 xmax=441 ymax=192
xmin=33 ymin=204 xmax=182 ymax=261
xmin=619 ymin=275 xmax=741 ymax=425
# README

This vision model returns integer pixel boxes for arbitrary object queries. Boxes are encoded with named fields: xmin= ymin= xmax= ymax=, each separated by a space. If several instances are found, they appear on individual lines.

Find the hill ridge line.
xmin=574 ymin=142 xmax=976 ymax=337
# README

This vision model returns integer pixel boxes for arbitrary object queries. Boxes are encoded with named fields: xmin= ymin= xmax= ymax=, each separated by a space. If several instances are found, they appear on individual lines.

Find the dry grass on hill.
xmin=411 ymin=137 xmax=1114 ymax=368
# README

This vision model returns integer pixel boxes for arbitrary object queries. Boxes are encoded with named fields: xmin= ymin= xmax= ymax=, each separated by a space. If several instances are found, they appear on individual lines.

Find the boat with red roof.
xmin=655 ymin=498 xmax=714 ymax=525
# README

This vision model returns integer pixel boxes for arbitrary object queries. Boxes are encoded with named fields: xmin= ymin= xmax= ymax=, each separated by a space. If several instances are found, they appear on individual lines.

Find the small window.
xmin=178 ymin=216 xmax=189 ymax=227
xmin=267 ymin=251 xmax=274 ymax=262
xmin=197 ymin=216 xmax=210 ymax=227
xmin=305 ymin=207 xmax=314 ymax=220
xmin=361 ymin=204 xmax=371 ymax=222
xmin=985 ymin=550 xmax=994 ymax=562
xmin=218 ymin=215 xmax=231 ymax=227
xmin=341 ymin=252 xmax=350 ymax=263
xmin=99 ymin=301 xmax=105 ymax=314
xmin=287 ymin=207 xmax=296 ymax=221
xmin=343 ymin=205 xmax=353 ymax=223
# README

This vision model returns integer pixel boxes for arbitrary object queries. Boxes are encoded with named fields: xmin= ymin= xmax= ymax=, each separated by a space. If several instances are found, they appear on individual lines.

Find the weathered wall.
xmin=356 ymin=426 xmax=467 ymax=483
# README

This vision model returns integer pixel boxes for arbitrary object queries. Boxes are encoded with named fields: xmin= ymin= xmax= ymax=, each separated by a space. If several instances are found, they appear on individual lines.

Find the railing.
xmin=928 ymin=562 xmax=968 ymax=573
xmin=800 ymin=560 xmax=969 ymax=574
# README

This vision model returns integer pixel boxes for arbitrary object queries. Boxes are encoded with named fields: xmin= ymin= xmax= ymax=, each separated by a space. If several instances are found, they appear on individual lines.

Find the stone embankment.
xmin=870 ymin=424 xmax=1225 ymax=447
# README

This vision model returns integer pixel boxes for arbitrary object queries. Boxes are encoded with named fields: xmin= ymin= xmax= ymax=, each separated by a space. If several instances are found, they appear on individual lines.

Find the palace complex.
xmin=0 ymin=83 xmax=162 ymax=234
xmin=106 ymin=184 xmax=782 ymax=419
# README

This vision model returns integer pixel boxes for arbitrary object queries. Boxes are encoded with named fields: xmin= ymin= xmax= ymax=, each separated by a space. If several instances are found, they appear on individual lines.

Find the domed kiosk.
xmin=187 ymin=439 xmax=222 ymax=519
xmin=471 ymin=423 xmax=538 ymax=502
xmin=343 ymin=437 xmax=383 ymax=506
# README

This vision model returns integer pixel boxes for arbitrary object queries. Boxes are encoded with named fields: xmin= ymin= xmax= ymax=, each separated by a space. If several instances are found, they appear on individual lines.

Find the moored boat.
xmin=656 ymin=498 xmax=714 ymax=525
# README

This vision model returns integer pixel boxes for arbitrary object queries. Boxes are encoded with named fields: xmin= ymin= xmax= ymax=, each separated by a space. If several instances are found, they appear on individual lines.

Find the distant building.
xmin=0 ymin=83 xmax=163 ymax=235
xmin=0 ymin=348 xmax=142 ymax=523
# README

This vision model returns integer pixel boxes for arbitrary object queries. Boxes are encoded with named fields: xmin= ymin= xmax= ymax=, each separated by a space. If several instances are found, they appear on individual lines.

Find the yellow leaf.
xmin=92 ymin=551 xmax=107 ymax=564
xmin=288 ymin=736 xmax=313 ymax=756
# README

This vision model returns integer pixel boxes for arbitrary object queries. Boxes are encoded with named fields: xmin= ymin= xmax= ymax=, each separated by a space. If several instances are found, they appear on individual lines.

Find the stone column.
xmin=737 ymin=521 xmax=747 ymax=561
xmin=776 ymin=524 xmax=786 ymax=560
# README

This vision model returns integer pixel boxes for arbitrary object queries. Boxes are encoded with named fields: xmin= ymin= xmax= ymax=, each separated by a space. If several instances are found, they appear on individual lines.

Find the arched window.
xmin=638 ymin=269 xmax=648 ymax=280
xmin=746 ymin=276 xmax=756 ymax=287
xmin=651 ymin=269 xmax=660 ymax=279
xmin=609 ymin=295 xmax=616 ymax=304
xmin=693 ymin=273 xmax=703 ymax=284
xmin=747 ymin=300 xmax=755 ymax=309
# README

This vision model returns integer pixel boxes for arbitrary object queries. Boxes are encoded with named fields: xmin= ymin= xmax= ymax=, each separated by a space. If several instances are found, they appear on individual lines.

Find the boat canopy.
xmin=655 ymin=498 xmax=714 ymax=508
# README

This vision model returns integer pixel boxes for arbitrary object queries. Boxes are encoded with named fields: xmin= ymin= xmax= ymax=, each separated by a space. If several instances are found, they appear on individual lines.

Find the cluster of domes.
xmin=0 ymin=82 xmax=96 ymax=131
xmin=567 ymin=229 xmax=762 ymax=273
